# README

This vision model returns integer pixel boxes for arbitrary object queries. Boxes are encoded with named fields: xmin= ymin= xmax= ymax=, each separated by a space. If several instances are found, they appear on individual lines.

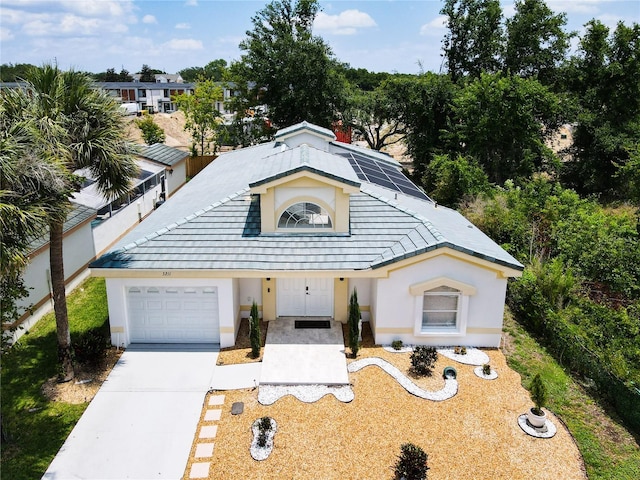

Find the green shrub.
xmin=392 ymin=339 xmax=404 ymax=351
xmin=257 ymin=430 xmax=267 ymax=448
xmin=529 ymin=373 xmax=548 ymax=415
xmin=134 ymin=113 xmax=165 ymax=145
xmin=410 ymin=346 xmax=438 ymax=377
xmin=249 ymin=301 xmax=260 ymax=359
xmin=72 ymin=327 xmax=109 ymax=366
xmin=259 ymin=416 xmax=272 ymax=432
xmin=394 ymin=443 xmax=429 ymax=480
xmin=348 ymin=288 xmax=361 ymax=358
xmin=482 ymin=363 xmax=491 ymax=375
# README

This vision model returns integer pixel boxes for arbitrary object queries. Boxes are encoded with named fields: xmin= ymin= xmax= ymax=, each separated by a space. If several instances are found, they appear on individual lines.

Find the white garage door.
xmin=127 ymin=286 xmax=220 ymax=343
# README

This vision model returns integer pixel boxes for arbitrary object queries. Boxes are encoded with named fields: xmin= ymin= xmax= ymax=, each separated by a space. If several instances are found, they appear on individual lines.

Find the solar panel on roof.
xmin=336 ymin=151 xmax=430 ymax=201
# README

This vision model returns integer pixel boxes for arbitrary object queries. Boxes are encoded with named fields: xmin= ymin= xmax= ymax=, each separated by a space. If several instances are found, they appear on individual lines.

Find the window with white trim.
xmin=422 ymin=286 xmax=461 ymax=332
xmin=278 ymin=202 xmax=332 ymax=229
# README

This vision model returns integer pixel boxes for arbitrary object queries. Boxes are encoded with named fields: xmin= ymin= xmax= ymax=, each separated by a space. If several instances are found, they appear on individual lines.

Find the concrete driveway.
xmin=43 ymin=345 xmax=218 ymax=480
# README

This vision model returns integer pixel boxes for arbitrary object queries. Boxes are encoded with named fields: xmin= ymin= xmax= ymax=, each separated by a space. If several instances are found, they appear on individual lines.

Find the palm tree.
xmin=1 ymin=84 xmax=68 ymax=353
xmin=12 ymin=64 xmax=138 ymax=380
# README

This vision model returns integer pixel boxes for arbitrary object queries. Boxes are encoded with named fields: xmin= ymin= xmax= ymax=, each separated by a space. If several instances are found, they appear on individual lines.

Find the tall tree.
xmin=1 ymin=87 xmax=68 ymax=349
xmin=236 ymin=0 xmax=346 ymax=128
xmin=452 ymin=72 xmax=562 ymax=184
xmin=179 ymin=59 xmax=228 ymax=83
xmin=563 ymin=21 xmax=640 ymax=198
xmin=343 ymin=81 xmax=405 ymax=151
xmin=440 ymin=0 xmax=504 ymax=82
xmin=174 ymin=79 xmax=224 ymax=155
xmin=137 ymin=64 xmax=165 ymax=82
xmin=505 ymin=0 xmax=573 ymax=85
xmin=393 ymin=73 xmax=458 ymax=180
xmin=12 ymin=65 xmax=138 ymax=379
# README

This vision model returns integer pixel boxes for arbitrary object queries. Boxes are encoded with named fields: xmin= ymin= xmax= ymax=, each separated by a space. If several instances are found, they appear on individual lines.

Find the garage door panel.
xmin=127 ymin=286 xmax=220 ymax=343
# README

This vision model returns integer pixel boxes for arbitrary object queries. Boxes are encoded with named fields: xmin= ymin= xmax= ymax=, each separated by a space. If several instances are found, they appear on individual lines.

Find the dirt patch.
xmin=124 ymin=111 xmax=192 ymax=150
xmin=216 ymin=318 xmax=268 ymax=365
xmin=41 ymin=347 xmax=123 ymax=404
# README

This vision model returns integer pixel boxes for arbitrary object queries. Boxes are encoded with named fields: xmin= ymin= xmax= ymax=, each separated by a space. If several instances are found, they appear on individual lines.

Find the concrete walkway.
xmin=43 ymin=345 xmax=218 ymax=480
xmin=260 ymin=318 xmax=349 ymax=385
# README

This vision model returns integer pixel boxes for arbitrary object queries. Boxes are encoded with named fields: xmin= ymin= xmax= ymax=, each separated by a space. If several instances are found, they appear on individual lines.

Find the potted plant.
xmin=527 ymin=373 xmax=548 ymax=427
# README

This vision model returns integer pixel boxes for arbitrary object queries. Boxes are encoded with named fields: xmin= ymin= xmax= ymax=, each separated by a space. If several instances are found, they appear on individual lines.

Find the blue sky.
xmin=1 ymin=1 xmax=638 ymax=75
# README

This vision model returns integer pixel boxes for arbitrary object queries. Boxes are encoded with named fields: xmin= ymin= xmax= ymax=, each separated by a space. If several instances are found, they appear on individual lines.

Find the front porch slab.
xmin=260 ymin=318 xmax=349 ymax=385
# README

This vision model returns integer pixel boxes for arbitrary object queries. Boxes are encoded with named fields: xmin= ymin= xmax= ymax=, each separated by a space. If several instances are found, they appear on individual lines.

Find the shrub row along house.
xmin=91 ymin=122 xmax=523 ymax=348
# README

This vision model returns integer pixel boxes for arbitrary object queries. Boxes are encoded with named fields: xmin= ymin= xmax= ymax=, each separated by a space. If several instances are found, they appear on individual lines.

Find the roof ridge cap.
xmin=115 ymin=187 xmax=250 ymax=253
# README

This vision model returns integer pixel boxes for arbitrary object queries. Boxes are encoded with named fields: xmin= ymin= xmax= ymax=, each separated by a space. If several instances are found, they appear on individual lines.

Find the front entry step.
xmin=260 ymin=318 xmax=349 ymax=385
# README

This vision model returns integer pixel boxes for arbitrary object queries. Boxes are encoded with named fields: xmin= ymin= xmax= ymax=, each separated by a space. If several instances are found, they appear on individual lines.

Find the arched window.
xmin=278 ymin=202 xmax=332 ymax=229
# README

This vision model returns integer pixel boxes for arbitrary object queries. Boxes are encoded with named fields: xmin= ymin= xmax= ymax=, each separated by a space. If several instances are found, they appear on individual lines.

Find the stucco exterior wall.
xmin=166 ymin=161 xmax=187 ymax=194
xmin=93 ymin=183 xmax=163 ymax=256
xmin=373 ymin=255 xmax=507 ymax=347
xmin=18 ymin=222 xmax=95 ymax=319
xmin=105 ymin=277 xmax=236 ymax=348
xmin=348 ymin=278 xmax=372 ymax=321
xmin=239 ymin=278 xmax=262 ymax=318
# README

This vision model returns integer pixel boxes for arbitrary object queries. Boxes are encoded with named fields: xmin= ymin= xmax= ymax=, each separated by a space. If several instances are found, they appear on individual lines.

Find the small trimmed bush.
xmin=529 ymin=373 xmax=548 ymax=415
xmin=410 ymin=346 xmax=438 ymax=377
xmin=482 ymin=363 xmax=492 ymax=376
xmin=257 ymin=430 xmax=267 ymax=448
xmin=259 ymin=416 xmax=272 ymax=432
xmin=249 ymin=301 xmax=261 ymax=359
xmin=348 ymin=288 xmax=361 ymax=358
xmin=394 ymin=443 xmax=429 ymax=480
xmin=72 ymin=328 xmax=109 ymax=366
xmin=392 ymin=339 xmax=404 ymax=351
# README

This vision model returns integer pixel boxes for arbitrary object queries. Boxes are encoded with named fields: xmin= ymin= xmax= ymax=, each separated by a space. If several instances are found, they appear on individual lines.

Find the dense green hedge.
xmin=508 ymin=267 xmax=640 ymax=433
xmin=462 ymin=177 xmax=640 ymax=434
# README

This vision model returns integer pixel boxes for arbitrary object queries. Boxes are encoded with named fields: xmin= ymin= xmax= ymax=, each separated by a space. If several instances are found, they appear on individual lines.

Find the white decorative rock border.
xmin=437 ymin=347 xmax=489 ymax=365
xmin=382 ymin=344 xmax=415 ymax=353
xmin=517 ymin=414 xmax=557 ymax=438
xmin=258 ymin=384 xmax=354 ymax=405
xmin=348 ymin=357 xmax=457 ymax=401
xmin=474 ymin=366 xmax=498 ymax=380
xmin=250 ymin=417 xmax=278 ymax=460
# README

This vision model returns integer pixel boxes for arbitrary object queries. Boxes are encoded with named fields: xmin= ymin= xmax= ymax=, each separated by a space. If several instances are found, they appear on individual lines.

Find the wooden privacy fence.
xmin=187 ymin=155 xmax=217 ymax=178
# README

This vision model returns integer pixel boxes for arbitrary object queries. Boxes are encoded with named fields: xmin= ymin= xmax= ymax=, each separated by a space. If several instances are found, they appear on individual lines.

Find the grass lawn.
xmin=1 ymin=277 xmax=110 ymax=480
xmin=503 ymin=309 xmax=640 ymax=480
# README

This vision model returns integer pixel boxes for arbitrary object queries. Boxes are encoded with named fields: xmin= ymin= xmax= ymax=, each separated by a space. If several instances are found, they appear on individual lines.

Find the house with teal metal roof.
xmin=91 ymin=122 xmax=523 ymax=349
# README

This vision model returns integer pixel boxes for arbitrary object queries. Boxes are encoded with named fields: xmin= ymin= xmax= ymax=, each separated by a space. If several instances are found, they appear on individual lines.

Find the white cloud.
xmin=175 ymin=22 xmax=191 ymax=30
xmin=185 ymin=0 xmax=198 ymax=6
xmin=314 ymin=9 xmax=376 ymax=35
xmin=162 ymin=38 xmax=203 ymax=51
xmin=1 ymin=26 xmax=14 ymax=41
xmin=546 ymin=0 xmax=601 ymax=14
xmin=142 ymin=14 xmax=157 ymax=24
xmin=60 ymin=0 xmax=133 ymax=17
xmin=420 ymin=15 xmax=447 ymax=36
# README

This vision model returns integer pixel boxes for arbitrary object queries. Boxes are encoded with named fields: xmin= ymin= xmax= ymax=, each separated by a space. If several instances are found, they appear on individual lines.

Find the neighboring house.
xmin=14 ymin=204 xmax=96 ymax=326
xmin=131 ymin=73 xmax=184 ymax=83
xmin=11 ymin=145 xmax=188 ymax=332
xmin=100 ymin=82 xmax=194 ymax=113
xmin=73 ymin=143 xmax=188 ymax=256
xmin=91 ymin=122 xmax=523 ymax=349
xmin=99 ymin=81 xmax=236 ymax=117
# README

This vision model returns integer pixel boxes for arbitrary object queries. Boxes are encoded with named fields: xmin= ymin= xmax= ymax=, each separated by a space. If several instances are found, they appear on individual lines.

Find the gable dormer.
xmin=249 ymin=142 xmax=360 ymax=234
xmin=273 ymin=121 xmax=336 ymax=152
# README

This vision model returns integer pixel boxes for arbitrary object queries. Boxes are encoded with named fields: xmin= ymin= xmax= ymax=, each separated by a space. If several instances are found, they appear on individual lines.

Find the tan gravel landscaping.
xmin=183 ymin=323 xmax=586 ymax=479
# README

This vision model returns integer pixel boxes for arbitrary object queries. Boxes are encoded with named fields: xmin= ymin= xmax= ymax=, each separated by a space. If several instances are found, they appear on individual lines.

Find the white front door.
xmin=277 ymin=278 xmax=333 ymax=317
